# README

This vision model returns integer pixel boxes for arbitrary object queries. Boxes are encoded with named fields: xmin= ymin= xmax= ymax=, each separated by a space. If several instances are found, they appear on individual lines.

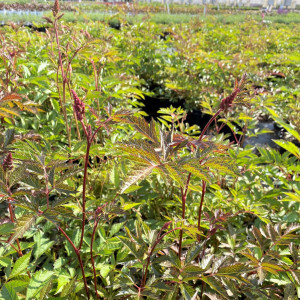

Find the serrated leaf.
xmin=168 ymin=249 xmax=181 ymax=269
xmin=240 ymin=249 xmax=259 ymax=264
xmin=283 ymin=283 xmax=296 ymax=300
xmin=21 ymin=173 xmax=41 ymax=189
xmin=283 ymin=192 xmax=300 ymax=202
xmin=41 ymin=210 xmax=60 ymax=225
xmin=179 ymin=283 xmax=196 ymax=300
xmin=0 ymin=257 xmax=11 ymax=267
xmin=60 ymin=276 xmax=76 ymax=297
xmin=109 ymin=222 xmax=125 ymax=237
xmin=122 ymin=186 xmax=142 ymax=194
xmin=120 ymin=140 xmax=161 ymax=164
xmin=7 ymin=279 xmax=29 ymax=293
xmin=182 ymin=160 xmax=211 ymax=182
xmin=51 ymin=195 xmax=73 ymax=208
xmin=201 ymin=276 xmax=228 ymax=298
xmin=266 ymin=107 xmax=300 ymax=142
xmin=164 ymin=163 xmax=185 ymax=187
xmin=252 ymin=226 xmax=264 ymax=248
xmin=121 ymin=164 xmax=155 ymax=194
xmin=290 ymin=270 xmax=300 ymax=285
xmin=261 ymin=262 xmax=284 ymax=273
xmin=0 ymin=165 xmax=5 ymax=183
xmin=0 ymin=222 xmax=14 ymax=235
xmin=4 ymin=129 xmax=15 ymax=147
xmin=39 ymin=280 xmax=52 ymax=300
xmin=7 ymin=214 xmax=36 ymax=247
xmin=204 ymin=157 xmax=237 ymax=175
xmin=9 ymin=166 xmax=26 ymax=187
xmin=266 ymin=224 xmax=278 ymax=243
xmin=126 ymin=116 xmax=159 ymax=144
xmin=273 ymin=140 xmax=300 ymax=159
xmin=0 ymin=282 xmax=19 ymax=300
xmin=289 ymin=243 xmax=298 ymax=263
xmin=118 ymin=236 xmax=140 ymax=260
xmin=9 ymin=251 xmax=32 ymax=279
xmin=55 ymin=183 xmax=77 ymax=195
xmin=55 ymin=166 xmax=81 ymax=186
xmin=26 ymin=270 xmax=54 ymax=300
xmin=217 ymin=263 xmax=247 ymax=275
xmin=201 ymin=254 xmax=214 ymax=270
xmin=33 ymin=231 xmax=54 ymax=260
xmin=184 ymin=265 xmax=204 ymax=274
xmin=284 ymin=223 xmax=300 ymax=236
xmin=185 ymin=243 xmax=203 ymax=264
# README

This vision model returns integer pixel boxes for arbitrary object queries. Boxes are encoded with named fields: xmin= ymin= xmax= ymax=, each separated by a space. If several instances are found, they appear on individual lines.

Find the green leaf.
xmin=185 ymin=243 xmax=203 ymax=264
xmin=50 ymin=99 xmax=60 ymax=113
xmin=0 ymin=165 xmax=5 ymax=183
xmin=109 ymin=222 xmax=125 ymax=238
xmin=118 ymin=236 xmax=140 ymax=260
xmin=96 ymin=263 xmax=113 ymax=278
xmin=122 ymin=202 xmax=141 ymax=210
xmin=283 ymin=283 xmax=296 ymax=300
xmin=179 ymin=284 xmax=196 ymax=300
xmin=266 ymin=107 xmax=300 ymax=142
xmin=0 ymin=257 xmax=11 ymax=267
xmin=9 ymin=166 xmax=26 ymax=188
xmin=9 ymin=251 xmax=32 ymax=279
xmin=121 ymin=164 xmax=155 ymax=194
xmin=7 ymin=214 xmax=36 ymax=247
xmin=283 ymin=192 xmax=300 ymax=202
xmin=168 ymin=249 xmax=181 ymax=269
xmin=0 ymin=283 xmax=19 ymax=300
xmin=217 ymin=263 xmax=247 ymax=275
xmin=0 ymin=223 xmax=14 ymax=235
xmin=182 ymin=159 xmax=211 ymax=182
xmin=60 ymin=276 xmax=76 ymax=297
xmin=33 ymin=231 xmax=54 ymax=260
xmin=273 ymin=140 xmax=300 ymax=159
xmin=6 ymin=279 xmax=29 ymax=293
xmin=21 ymin=173 xmax=41 ymax=189
xmin=39 ymin=280 xmax=52 ymax=300
xmin=55 ymin=276 xmax=69 ymax=295
xmin=110 ymin=165 xmax=120 ymax=187
xmin=4 ymin=129 xmax=15 ymax=148
xmin=26 ymin=270 xmax=54 ymax=300
xmin=201 ymin=276 xmax=228 ymax=298
xmin=122 ymin=185 xmax=142 ymax=194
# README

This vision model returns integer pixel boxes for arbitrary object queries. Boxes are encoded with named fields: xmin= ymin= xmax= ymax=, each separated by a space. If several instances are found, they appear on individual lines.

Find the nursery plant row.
xmin=0 ymin=2 xmax=299 ymax=299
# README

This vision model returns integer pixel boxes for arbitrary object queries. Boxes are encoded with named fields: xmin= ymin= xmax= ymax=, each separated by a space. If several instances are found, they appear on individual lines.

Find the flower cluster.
xmin=2 ymin=152 xmax=13 ymax=171
xmin=219 ymin=88 xmax=240 ymax=112
xmin=71 ymin=89 xmax=85 ymax=121
xmin=52 ymin=0 xmax=60 ymax=17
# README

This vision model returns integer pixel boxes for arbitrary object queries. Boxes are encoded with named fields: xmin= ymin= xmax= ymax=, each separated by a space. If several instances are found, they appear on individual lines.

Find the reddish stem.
xmin=198 ymin=108 xmax=222 ymax=141
xmin=78 ymin=122 xmax=108 ymax=251
xmin=58 ymin=226 xmax=90 ymax=299
xmin=140 ymin=227 xmax=181 ymax=291
xmin=53 ymin=17 xmax=71 ymax=147
xmin=178 ymin=173 xmax=191 ymax=259
xmin=78 ymin=140 xmax=90 ymax=250
xmin=91 ymin=218 xmax=100 ymax=299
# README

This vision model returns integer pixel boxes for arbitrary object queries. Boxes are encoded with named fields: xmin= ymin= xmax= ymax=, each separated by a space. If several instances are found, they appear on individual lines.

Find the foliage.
xmin=0 ymin=2 xmax=299 ymax=299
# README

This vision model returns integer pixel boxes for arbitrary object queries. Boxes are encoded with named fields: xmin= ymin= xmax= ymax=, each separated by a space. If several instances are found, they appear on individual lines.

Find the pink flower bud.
xmin=71 ymin=89 xmax=85 ymax=121
xmin=2 ymin=152 xmax=13 ymax=171
xmin=219 ymin=88 xmax=240 ymax=111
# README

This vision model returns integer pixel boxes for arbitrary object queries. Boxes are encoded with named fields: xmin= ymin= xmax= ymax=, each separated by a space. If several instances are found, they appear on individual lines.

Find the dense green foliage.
xmin=0 ymin=2 xmax=299 ymax=299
